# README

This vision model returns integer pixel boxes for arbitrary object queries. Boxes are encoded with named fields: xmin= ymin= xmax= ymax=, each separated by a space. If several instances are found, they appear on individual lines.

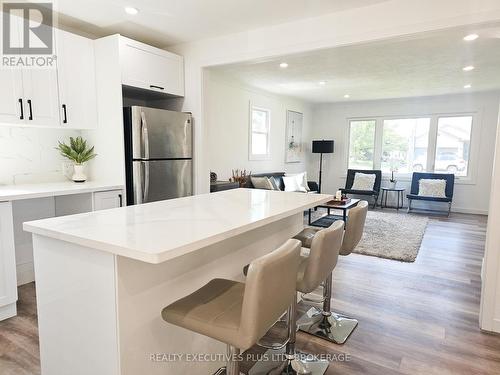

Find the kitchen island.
xmin=24 ymin=188 xmax=332 ymax=375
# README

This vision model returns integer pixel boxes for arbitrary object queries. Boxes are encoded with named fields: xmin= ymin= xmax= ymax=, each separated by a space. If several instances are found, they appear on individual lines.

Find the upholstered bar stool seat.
xmin=162 ymin=279 xmax=247 ymax=349
xmin=162 ymin=239 xmax=302 ymax=375
xmin=293 ymin=227 xmax=320 ymax=249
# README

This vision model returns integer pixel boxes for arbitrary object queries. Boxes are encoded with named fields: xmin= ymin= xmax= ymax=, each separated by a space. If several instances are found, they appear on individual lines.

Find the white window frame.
xmin=346 ymin=112 xmax=478 ymax=184
xmin=248 ymin=104 xmax=271 ymax=161
xmin=346 ymin=119 xmax=377 ymax=169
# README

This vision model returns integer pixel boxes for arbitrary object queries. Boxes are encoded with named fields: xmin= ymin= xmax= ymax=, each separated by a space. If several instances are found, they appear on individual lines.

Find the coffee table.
xmin=308 ymin=198 xmax=360 ymax=227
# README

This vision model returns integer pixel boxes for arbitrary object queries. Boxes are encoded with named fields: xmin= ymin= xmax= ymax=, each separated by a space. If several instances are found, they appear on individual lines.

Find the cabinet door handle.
xmin=62 ymin=104 xmax=68 ymax=124
xmin=118 ymin=193 xmax=123 ymax=207
xmin=27 ymin=99 xmax=33 ymax=120
xmin=150 ymin=85 xmax=164 ymax=90
xmin=18 ymin=98 xmax=24 ymax=120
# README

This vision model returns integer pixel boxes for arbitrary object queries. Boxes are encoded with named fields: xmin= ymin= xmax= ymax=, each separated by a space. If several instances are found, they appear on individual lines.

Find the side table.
xmin=380 ymin=187 xmax=405 ymax=210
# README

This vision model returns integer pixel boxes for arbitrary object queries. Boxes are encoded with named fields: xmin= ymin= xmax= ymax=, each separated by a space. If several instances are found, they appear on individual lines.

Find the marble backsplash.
xmin=0 ymin=126 xmax=82 ymax=185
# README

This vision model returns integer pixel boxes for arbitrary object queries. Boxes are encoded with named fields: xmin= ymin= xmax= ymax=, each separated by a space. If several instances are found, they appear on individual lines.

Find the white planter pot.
xmin=72 ymin=164 xmax=86 ymax=183
xmin=389 ymin=181 xmax=397 ymax=189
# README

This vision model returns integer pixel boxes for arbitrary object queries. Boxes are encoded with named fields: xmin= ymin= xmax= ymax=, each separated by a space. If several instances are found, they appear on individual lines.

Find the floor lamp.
xmin=312 ymin=140 xmax=334 ymax=194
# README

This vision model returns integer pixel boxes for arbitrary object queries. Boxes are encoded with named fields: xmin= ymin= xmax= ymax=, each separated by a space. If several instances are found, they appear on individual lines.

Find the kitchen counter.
xmin=24 ymin=188 xmax=331 ymax=263
xmin=24 ymin=188 xmax=332 ymax=375
xmin=0 ymin=181 xmax=124 ymax=201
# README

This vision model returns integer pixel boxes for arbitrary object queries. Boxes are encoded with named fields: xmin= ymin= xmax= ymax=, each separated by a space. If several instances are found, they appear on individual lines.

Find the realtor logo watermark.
xmin=2 ymin=2 xmax=56 ymax=67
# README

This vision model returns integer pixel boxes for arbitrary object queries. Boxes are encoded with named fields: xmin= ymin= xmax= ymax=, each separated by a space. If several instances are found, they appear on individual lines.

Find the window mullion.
xmin=427 ymin=116 xmax=438 ymax=172
xmin=373 ymin=118 xmax=383 ymax=170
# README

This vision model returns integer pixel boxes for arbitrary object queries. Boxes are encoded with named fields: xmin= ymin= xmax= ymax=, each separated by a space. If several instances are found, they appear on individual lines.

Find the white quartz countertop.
xmin=24 ymin=188 xmax=332 ymax=264
xmin=0 ymin=181 xmax=124 ymax=201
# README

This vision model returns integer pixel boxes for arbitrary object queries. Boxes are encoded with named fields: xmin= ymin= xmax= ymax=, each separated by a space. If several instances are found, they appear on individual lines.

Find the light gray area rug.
xmin=354 ymin=210 xmax=428 ymax=262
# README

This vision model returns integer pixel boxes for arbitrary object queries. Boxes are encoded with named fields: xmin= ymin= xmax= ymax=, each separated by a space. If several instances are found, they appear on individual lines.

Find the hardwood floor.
xmin=2 ymin=212 xmax=499 ymax=374
xmin=0 ymin=282 xmax=39 ymax=375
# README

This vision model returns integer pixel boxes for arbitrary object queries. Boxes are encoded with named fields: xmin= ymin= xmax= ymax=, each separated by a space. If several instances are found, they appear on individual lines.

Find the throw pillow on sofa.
xmin=283 ymin=176 xmax=307 ymax=192
xmin=251 ymin=176 xmax=274 ymax=190
xmin=418 ymin=179 xmax=447 ymax=198
xmin=285 ymin=172 xmax=310 ymax=192
xmin=351 ymin=172 xmax=376 ymax=191
xmin=269 ymin=176 xmax=281 ymax=191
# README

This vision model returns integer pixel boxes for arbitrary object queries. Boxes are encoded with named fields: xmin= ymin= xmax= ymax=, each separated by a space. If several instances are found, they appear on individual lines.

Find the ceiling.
xmin=51 ymin=0 xmax=389 ymax=47
xmin=210 ymin=24 xmax=500 ymax=103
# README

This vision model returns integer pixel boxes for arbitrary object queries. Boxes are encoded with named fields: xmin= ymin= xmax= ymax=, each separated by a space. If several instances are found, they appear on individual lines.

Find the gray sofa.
xmin=244 ymin=172 xmax=319 ymax=192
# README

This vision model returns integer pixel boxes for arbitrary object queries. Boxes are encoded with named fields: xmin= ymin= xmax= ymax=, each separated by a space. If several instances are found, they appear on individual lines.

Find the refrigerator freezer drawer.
xmin=132 ymin=160 xmax=192 ymax=204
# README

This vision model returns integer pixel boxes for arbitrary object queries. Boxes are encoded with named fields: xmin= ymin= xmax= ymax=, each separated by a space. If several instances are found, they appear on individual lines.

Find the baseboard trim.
xmin=492 ymin=318 xmax=500 ymax=333
xmin=0 ymin=303 xmax=17 ymax=321
xmin=16 ymin=262 xmax=35 ymax=286
xmin=451 ymin=207 xmax=488 ymax=215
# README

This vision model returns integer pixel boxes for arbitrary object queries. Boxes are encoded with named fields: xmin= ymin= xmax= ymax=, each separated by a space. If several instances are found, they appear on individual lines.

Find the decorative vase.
xmin=72 ymin=164 xmax=86 ymax=183
xmin=390 ymin=181 xmax=397 ymax=189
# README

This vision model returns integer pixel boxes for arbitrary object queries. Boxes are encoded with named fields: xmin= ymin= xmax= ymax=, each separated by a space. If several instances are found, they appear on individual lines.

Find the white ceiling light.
xmin=279 ymin=62 xmax=288 ymax=69
xmin=463 ymin=34 xmax=479 ymax=41
xmin=344 ymin=94 xmax=350 ymax=98
xmin=125 ymin=6 xmax=139 ymax=15
xmin=318 ymin=81 xmax=326 ymax=85
xmin=462 ymin=65 xmax=475 ymax=71
xmin=464 ymin=84 xmax=472 ymax=89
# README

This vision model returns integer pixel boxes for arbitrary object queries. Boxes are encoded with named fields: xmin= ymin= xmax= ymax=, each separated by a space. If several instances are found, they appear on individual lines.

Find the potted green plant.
xmin=56 ymin=136 xmax=97 ymax=182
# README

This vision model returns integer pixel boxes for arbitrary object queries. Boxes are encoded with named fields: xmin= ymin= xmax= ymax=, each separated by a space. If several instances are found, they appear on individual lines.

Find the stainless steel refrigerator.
xmin=123 ymin=106 xmax=193 ymax=205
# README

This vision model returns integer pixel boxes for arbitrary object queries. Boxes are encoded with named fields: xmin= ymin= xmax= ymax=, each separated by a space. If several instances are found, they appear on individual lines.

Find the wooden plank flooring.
xmin=1 ymin=212 xmax=500 ymax=374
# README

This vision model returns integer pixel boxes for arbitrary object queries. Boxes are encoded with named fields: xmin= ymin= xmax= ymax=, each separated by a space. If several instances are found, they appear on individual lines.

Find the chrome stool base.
xmin=248 ymin=349 xmax=328 ymax=375
xmin=213 ymin=368 xmax=245 ymax=375
xmin=297 ymin=307 xmax=358 ymax=345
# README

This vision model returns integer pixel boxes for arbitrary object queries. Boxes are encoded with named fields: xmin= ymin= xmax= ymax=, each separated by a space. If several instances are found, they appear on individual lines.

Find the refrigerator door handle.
xmin=143 ymin=161 xmax=150 ymax=202
xmin=140 ymin=111 xmax=150 ymax=159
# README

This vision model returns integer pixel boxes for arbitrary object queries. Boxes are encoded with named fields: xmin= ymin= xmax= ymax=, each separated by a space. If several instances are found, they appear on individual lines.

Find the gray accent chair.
xmin=407 ymin=172 xmax=455 ymax=216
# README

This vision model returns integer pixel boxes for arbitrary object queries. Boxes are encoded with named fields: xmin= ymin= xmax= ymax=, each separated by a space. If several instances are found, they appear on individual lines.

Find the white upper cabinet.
xmin=21 ymin=67 xmax=61 ymax=127
xmin=0 ymin=14 xmax=23 ymax=126
xmin=119 ymin=37 xmax=184 ymax=97
xmin=0 ymin=16 xmax=96 ymax=129
xmin=0 ymin=14 xmax=60 ymax=127
xmin=0 ymin=69 xmax=24 ymax=126
xmin=56 ymin=30 xmax=98 ymax=129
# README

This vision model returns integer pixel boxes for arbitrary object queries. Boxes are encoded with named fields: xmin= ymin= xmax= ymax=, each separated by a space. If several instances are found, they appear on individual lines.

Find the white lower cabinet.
xmin=93 ymin=190 xmax=124 ymax=211
xmin=0 ymin=188 xmax=124 ymax=322
xmin=0 ymin=202 xmax=18 ymax=320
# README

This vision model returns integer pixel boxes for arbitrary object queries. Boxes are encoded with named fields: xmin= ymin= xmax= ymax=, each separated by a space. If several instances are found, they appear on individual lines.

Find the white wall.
xmin=205 ymin=71 xmax=312 ymax=180
xmin=480 ymin=98 xmax=500 ymax=333
xmin=0 ymin=126 xmax=81 ymax=185
xmin=306 ymin=92 xmax=500 ymax=214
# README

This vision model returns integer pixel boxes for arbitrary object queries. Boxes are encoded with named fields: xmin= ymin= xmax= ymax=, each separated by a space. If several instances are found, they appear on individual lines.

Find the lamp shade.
xmin=312 ymin=140 xmax=334 ymax=154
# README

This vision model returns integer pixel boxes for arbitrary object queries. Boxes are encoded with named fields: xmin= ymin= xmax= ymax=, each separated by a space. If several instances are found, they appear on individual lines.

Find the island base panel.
xmin=32 ymin=213 xmax=303 ymax=375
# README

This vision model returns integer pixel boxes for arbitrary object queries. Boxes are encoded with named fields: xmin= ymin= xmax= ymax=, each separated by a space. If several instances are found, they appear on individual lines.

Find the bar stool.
xmin=294 ymin=200 xmax=368 ymax=344
xmin=162 ymin=239 xmax=302 ymax=375
xmin=250 ymin=220 xmax=345 ymax=375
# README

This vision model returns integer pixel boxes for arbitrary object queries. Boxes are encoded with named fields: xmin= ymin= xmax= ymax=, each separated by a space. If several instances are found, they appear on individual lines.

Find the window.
xmin=348 ymin=120 xmax=376 ymax=169
xmin=435 ymin=116 xmax=472 ymax=177
xmin=347 ymin=114 xmax=474 ymax=178
xmin=381 ymin=118 xmax=430 ymax=174
xmin=249 ymin=106 xmax=270 ymax=160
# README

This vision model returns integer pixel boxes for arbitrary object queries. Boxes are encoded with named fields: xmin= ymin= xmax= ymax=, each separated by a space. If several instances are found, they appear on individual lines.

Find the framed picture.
xmin=285 ymin=110 xmax=303 ymax=163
